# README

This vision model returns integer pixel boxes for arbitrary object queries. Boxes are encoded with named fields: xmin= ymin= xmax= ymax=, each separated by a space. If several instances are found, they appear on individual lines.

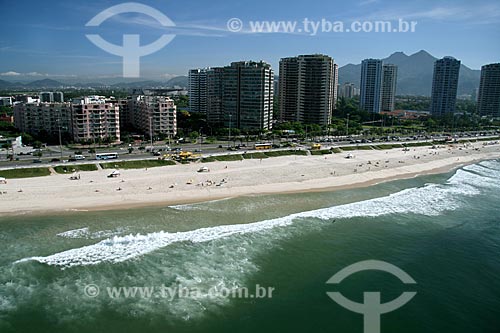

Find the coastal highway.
xmin=0 ymin=134 xmax=498 ymax=171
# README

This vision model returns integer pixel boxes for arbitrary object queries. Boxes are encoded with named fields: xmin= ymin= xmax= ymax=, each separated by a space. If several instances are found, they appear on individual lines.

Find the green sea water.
xmin=1 ymin=160 xmax=500 ymax=333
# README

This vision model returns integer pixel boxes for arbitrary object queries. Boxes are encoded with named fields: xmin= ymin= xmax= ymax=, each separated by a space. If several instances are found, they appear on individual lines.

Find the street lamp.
xmin=346 ymin=113 xmax=350 ymax=139
xmin=57 ymin=116 xmax=63 ymax=159
xmin=149 ymin=116 xmax=153 ymax=151
xmin=199 ymin=127 xmax=203 ymax=152
xmin=228 ymin=114 xmax=232 ymax=148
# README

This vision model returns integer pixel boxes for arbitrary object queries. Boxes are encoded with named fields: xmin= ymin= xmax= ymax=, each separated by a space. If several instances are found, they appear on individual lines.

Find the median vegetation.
xmin=54 ymin=164 xmax=98 ymax=173
xmin=340 ymin=145 xmax=374 ymax=151
xmin=373 ymin=144 xmax=405 ymax=150
xmin=100 ymin=160 xmax=176 ymax=169
xmin=201 ymin=154 xmax=243 ymax=163
xmin=310 ymin=149 xmax=333 ymax=155
xmin=242 ymin=152 xmax=269 ymax=159
xmin=0 ymin=167 xmax=51 ymax=179
xmin=263 ymin=150 xmax=308 ymax=157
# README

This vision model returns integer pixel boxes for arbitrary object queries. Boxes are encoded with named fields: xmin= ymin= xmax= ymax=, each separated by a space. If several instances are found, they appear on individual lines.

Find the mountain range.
xmin=0 ymin=77 xmax=189 ymax=90
xmin=0 ymin=51 xmax=482 ymax=96
xmin=338 ymin=50 xmax=480 ymax=96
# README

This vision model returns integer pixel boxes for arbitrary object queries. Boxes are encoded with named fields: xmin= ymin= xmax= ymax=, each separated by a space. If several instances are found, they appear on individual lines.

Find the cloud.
xmin=359 ymin=0 xmax=379 ymax=6
xmin=25 ymin=72 xmax=45 ymax=76
xmin=0 ymin=71 xmax=21 ymax=76
xmin=0 ymin=71 xmax=76 ymax=78
xmin=361 ymin=3 xmax=500 ymax=23
xmin=105 ymin=13 xmax=231 ymax=37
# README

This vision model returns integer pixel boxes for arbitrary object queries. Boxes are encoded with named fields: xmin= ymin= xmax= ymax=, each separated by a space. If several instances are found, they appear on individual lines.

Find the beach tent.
xmin=107 ymin=170 xmax=121 ymax=178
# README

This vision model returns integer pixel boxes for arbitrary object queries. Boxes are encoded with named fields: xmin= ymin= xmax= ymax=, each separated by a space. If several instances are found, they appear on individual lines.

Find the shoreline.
xmin=1 ymin=142 xmax=499 ymax=216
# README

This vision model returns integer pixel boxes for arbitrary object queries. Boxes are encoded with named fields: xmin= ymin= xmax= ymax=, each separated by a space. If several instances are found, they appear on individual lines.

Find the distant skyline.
xmin=1 ymin=0 xmax=499 ymax=80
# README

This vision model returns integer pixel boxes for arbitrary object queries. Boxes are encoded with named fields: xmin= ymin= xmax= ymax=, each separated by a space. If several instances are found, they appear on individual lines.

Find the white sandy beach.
xmin=1 ymin=142 xmax=500 ymax=215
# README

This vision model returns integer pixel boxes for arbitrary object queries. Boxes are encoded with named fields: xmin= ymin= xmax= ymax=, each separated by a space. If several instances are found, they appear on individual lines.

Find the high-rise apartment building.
xmin=278 ymin=54 xmax=337 ymax=126
xmin=477 ymin=63 xmax=500 ymax=117
xmin=360 ymin=59 xmax=383 ymax=113
xmin=381 ymin=64 xmax=398 ymax=112
xmin=206 ymin=67 xmax=224 ymax=126
xmin=188 ymin=69 xmax=208 ymax=114
xmin=430 ymin=57 xmax=461 ymax=116
xmin=222 ymin=61 xmax=274 ymax=131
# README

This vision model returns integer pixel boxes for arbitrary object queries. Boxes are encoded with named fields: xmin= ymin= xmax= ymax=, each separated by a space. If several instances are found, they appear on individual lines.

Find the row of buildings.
xmin=13 ymin=94 xmax=177 ymax=143
xmin=337 ymin=58 xmax=499 ymax=118
xmin=0 ymin=92 xmax=64 ymax=106
xmin=189 ymin=55 xmax=500 ymax=128
xmin=189 ymin=55 xmax=339 ymax=131
xmin=189 ymin=61 xmax=274 ymax=131
xmin=189 ymin=54 xmax=399 ymax=131
xmin=428 ymin=58 xmax=500 ymax=118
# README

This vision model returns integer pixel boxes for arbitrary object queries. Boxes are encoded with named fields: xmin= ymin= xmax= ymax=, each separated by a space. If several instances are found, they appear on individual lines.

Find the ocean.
xmin=1 ymin=160 xmax=500 ymax=333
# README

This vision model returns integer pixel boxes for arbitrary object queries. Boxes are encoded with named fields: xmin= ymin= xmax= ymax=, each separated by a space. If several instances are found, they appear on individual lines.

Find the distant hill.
xmin=166 ymin=76 xmax=188 ymax=88
xmin=0 ymin=79 xmax=15 ymax=89
xmin=23 ymin=79 xmax=65 ymax=88
xmin=72 ymin=82 xmax=111 ymax=88
xmin=0 ymin=77 xmax=190 ymax=90
xmin=338 ymin=50 xmax=481 ymax=96
xmin=111 ymin=81 xmax=166 ymax=88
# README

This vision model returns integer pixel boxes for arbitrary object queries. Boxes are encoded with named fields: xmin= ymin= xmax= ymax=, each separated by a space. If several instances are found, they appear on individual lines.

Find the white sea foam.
xmin=451 ymin=167 xmax=500 ymax=189
xmin=464 ymin=162 xmax=500 ymax=180
xmin=479 ymin=159 xmax=500 ymax=171
xmin=57 ymin=227 xmax=90 ymax=238
xmin=57 ymin=227 xmax=128 ymax=239
xmin=168 ymin=197 xmax=232 ymax=211
xmin=15 ymin=162 xmax=500 ymax=268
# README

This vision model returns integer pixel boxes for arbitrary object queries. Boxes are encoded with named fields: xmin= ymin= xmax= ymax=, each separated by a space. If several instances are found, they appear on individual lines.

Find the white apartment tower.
xmin=360 ymin=59 xmax=383 ymax=113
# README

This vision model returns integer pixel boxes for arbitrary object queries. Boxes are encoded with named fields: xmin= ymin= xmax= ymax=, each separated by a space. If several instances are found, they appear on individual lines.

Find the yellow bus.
xmin=311 ymin=144 xmax=321 ymax=150
xmin=255 ymin=143 xmax=272 ymax=150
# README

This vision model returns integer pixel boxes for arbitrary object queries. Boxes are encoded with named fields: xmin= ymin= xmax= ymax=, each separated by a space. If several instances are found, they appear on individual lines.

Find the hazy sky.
xmin=0 ymin=0 xmax=499 ymax=80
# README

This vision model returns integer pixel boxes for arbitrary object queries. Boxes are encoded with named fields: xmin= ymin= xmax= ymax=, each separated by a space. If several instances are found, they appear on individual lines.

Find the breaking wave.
xmin=15 ymin=160 xmax=500 ymax=269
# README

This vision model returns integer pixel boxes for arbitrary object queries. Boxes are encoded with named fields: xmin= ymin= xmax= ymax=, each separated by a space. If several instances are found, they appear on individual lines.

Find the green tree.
xmin=189 ymin=131 xmax=199 ymax=142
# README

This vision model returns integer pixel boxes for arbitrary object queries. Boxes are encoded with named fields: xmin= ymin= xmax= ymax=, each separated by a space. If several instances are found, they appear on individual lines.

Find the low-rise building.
xmin=0 ymin=97 xmax=13 ymax=106
xmin=13 ymin=102 xmax=73 ymax=138
xmin=0 ymin=114 xmax=13 ymax=123
xmin=71 ymin=96 xmax=120 ymax=143
xmin=123 ymin=95 xmax=177 ymax=139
